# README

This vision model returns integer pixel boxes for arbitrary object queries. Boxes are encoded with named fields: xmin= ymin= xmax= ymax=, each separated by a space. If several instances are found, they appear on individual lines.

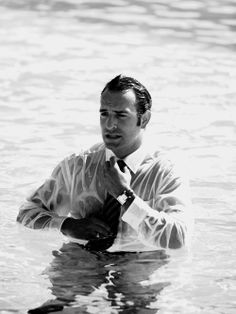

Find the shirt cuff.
xmin=121 ymin=196 xmax=150 ymax=231
xmin=50 ymin=216 xmax=68 ymax=231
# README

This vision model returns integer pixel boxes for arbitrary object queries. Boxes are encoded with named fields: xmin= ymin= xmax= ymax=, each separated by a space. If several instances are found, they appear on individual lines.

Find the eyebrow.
xmin=99 ymin=109 xmax=129 ymax=114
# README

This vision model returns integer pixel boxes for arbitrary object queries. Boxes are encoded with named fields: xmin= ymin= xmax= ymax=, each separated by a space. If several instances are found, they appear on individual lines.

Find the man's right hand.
xmin=60 ymin=217 xmax=112 ymax=240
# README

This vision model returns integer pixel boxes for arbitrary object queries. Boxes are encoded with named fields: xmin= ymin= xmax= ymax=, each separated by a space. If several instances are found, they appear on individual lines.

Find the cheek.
xmin=123 ymin=126 xmax=140 ymax=140
xmin=120 ymin=118 xmax=136 ymax=128
xmin=100 ymin=120 xmax=105 ymax=131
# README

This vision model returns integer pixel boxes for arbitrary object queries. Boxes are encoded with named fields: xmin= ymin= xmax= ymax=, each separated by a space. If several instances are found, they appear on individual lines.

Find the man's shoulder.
xmin=54 ymin=143 xmax=105 ymax=174
xmin=85 ymin=142 xmax=106 ymax=155
xmin=144 ymin=147 xmax=189 ymax=173
xmin=65 ymin=142 xmax=105 ymax=162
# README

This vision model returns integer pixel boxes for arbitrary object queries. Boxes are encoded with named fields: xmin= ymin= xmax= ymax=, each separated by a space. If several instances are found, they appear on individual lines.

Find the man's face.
xmin=100 ymin=89 xmax=143 ymax=159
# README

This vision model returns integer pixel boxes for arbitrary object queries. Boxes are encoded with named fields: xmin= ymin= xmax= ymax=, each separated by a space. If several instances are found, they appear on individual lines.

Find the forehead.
xmin=100 ymin=89 xmax=137 ymax=112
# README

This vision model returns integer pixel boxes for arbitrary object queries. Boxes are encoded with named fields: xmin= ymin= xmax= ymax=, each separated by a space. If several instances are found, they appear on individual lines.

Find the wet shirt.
xmin=17 ymin=142 xmax=193 ymax=252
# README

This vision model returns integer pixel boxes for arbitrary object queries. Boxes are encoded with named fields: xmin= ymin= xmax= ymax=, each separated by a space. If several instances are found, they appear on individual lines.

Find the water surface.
xmin=0 ymin=0 xmax=236 ymax=313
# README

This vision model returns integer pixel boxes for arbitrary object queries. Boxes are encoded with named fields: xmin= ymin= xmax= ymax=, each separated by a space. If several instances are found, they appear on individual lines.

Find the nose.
xmin=105 ymin=114 xmax=117 ymax=131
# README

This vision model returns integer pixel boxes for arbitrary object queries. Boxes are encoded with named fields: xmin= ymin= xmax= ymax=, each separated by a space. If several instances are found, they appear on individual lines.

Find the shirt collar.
xmin=105 ymin=145 xmax=147 ymax=174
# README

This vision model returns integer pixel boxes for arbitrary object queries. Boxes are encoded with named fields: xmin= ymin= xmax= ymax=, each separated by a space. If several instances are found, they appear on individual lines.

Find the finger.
xmin=113 ymin=161 xmax=122 ymax=172
xmin=88 ymin=228 xmax=109 ymax=240
xmin=90 ymin=218 xmax=112 ymax=235
xmin=123 ymin=165 xmax=131 ymax=174
xmin=92 ymin=227 xmax=111 ymax=239
xmin=109 ymin=156 xmax=116 ymax=167
xmin=122 ymin=166 xmax=132 ymax=181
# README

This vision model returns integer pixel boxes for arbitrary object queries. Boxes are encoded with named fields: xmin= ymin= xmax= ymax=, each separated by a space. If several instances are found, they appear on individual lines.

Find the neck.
xmin=115 ymin=141 xmax=143 ymax=159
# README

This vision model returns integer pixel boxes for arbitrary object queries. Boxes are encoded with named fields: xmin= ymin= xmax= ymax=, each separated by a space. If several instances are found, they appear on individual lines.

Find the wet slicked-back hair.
xmin=101 ymin=74 xmax=152 ymax=115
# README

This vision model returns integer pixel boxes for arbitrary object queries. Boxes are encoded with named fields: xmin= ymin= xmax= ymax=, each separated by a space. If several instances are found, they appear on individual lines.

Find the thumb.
xmin=123 ymin=165 xmax=129 ymax=173
xmin=123 ymin=165 xmax=132 ymax=179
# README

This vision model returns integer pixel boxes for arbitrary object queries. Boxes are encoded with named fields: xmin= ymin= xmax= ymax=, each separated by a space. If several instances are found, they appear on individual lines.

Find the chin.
xmin=104 ymin=143 xmax=120 ymax=156
xmin=105 ymin=143 xmax=119 ymax=152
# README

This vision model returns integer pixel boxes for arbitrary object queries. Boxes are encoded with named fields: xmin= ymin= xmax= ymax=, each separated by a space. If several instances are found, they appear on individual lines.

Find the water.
xmin=0 ymin=0 xmax=236 ymax=313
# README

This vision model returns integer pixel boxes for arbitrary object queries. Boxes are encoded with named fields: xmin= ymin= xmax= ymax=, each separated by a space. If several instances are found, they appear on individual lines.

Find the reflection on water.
xmin=0 ymin=0 xmax=236 ymax=313
xmin=37 ymin=242 xmax=169 ymax=312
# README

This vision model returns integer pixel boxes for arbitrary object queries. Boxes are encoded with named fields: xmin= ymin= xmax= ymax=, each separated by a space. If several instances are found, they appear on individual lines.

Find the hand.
xmin=103 ymin=156 xmax=132 ymax=198
xmin=61 ymin=217 xmax=112 ymax=240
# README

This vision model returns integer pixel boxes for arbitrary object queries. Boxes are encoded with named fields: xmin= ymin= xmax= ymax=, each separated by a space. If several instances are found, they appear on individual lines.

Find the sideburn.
xmin=137 ymin=113 xmax=142 ymax=126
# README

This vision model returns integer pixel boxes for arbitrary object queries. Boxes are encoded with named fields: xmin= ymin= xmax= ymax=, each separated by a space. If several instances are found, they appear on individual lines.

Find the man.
xmin=17 ymin=74 xmax=193 ymax=252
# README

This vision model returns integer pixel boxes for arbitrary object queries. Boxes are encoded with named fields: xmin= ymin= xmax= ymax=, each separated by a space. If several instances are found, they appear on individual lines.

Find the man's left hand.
xmin=103 ymin=157 xmax=132 ymax=198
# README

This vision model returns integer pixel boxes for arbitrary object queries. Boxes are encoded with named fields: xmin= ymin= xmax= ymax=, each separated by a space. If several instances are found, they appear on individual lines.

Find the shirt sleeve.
xmin=121 ymin=153 xmax=194 ymax=249
xmin=16 ymin=155 xmax=75 ymax=231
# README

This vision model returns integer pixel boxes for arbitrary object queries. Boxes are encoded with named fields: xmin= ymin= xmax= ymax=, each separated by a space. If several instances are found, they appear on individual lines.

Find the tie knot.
xmin=117 ymin=159 xmax=126 ymax=172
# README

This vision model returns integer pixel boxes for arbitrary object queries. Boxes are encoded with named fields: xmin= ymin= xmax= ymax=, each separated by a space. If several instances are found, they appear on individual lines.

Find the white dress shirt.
xmin=17 ymin=142 xmax=193 ymax=252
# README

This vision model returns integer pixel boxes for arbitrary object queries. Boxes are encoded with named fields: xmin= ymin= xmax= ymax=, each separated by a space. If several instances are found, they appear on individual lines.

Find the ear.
xmin=140 ymin=110 xmax=151 ymax=129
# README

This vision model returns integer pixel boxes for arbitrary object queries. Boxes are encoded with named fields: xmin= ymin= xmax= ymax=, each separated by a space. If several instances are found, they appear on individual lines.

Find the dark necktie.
xmin=85 ymin=159 xmax=126 ymax=251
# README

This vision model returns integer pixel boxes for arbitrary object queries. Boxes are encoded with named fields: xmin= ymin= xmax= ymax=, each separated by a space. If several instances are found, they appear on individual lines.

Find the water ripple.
xmin=0 ymin=1 xmax=236 ymax=313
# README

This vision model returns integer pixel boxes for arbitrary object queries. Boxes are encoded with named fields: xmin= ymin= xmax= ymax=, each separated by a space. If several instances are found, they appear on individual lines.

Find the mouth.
xmin=104 ymin=133 xmax=122 ymax=141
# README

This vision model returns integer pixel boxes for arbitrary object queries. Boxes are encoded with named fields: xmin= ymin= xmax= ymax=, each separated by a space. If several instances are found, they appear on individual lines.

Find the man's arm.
xmin=16 ymin=158 xmax=72 ymax=230
xmin=105 ymin=155 xmax=193 ymax=249
xmin=17 ymin=155 xmax=112 ymax=240
xmin=122 ymin=187 xmax=192 ymax=249
xmin=122 ymin=158 xmax=193 ymax=249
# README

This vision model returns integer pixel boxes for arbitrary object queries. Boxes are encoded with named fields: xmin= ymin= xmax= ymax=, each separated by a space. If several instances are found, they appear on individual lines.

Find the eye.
xmin=100 ymin=111 xmax=108 ymax=118
xmin=117 ymin=113 xmax=128 ymax=119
